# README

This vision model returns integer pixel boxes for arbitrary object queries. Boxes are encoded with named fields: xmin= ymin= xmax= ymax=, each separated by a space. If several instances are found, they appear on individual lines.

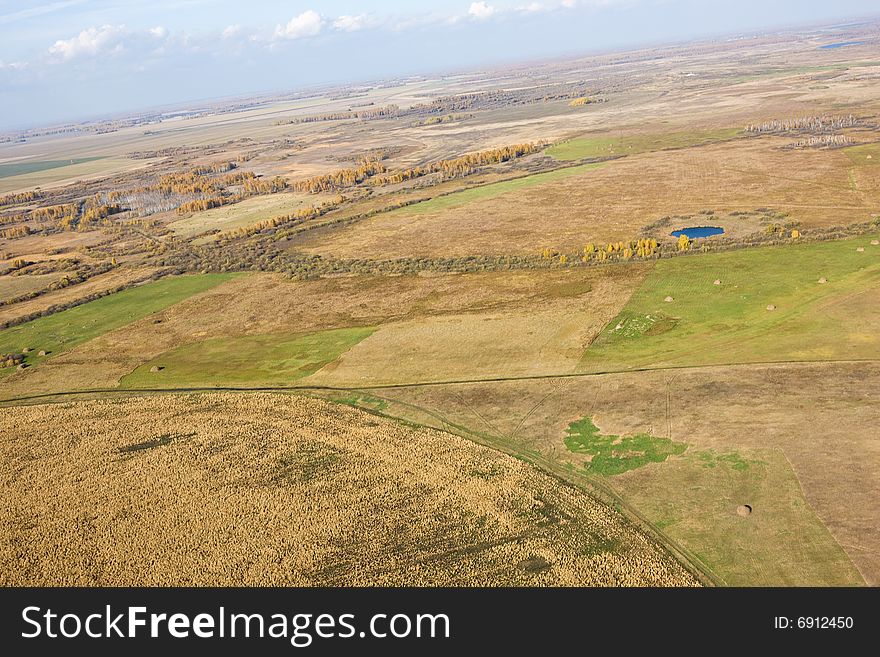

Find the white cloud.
xmin=0 ymin=60 xmax=28 ymax=70
xmin=333 ymin=14 xmax=372 ymax=32
xmin=222 ymin=24 xmax=241 ymax=39
xmin=274 ymin=10 xmax=323 ymax=40
xmin=149 ymin=26 xmax=167 ymax=39
xmin=48 ymin=24 xmax=128 ymax=61
xmin=521 ymin=2 xmax=546 ymax=12
xmin=562 ymin=0 xmax=577 ymax=7
xmin=468 ymin=2 xmax=496 ymax=20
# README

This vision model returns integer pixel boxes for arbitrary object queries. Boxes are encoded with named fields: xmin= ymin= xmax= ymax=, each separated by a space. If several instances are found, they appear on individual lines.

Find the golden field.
xmin=0 ymin=393 xmax=699 ymax=586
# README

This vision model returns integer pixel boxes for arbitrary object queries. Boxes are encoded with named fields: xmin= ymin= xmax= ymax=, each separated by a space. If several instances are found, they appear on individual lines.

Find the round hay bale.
xmin=766 ymin=304 xmax=776 ymax=311
xmin=713 ymin=279 xmax=721 ymax=285
xmin=857 ymin=247 xmax=865 ymax=252
xmin=868 ymin=155 xmax=873 ymax=160
xmin=664 ymin=296 xmax=674 ymax=303
xmin=37 ymin=350 xmax=47 ymax=356
xmin=818 ymin=277 xmax=827 ymax=284
xmin=149 ymin=366 xmax=162 ymax=373
xmin=736 ymin=504 xmax=752 ymax=517
xmin=21 ymin=347 xmax=31 ymax=353
xmin=16 ymin=363 xmax=27 ymax=371
xmin=871 ymin=240 xmax=879 ymax=246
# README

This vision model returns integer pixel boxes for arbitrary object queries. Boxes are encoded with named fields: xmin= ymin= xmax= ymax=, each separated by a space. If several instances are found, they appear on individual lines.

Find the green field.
xmin=387 ymin=162 xmax=604 ymax=216
xmin=0 ymin=157 xmax=103 ymax=179
xmin=843 ymin=142 xmax=880 ymax=166
xmin=0 ymin=274 xmax=236 ymax=376
xmin=616 ymin=447 xmax=864 ymax=586
xmin=581 ymin=235 xmax=880 ymax=372
xmin=121 ymin=326 xmax=376 ymax=388
xmin=546 ymin=128 xmax=742 ymax=161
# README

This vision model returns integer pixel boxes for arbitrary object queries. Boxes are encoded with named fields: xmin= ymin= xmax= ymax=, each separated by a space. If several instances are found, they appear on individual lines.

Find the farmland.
xmin=0 ymin=394 xmax=699 ymax=586
xmin=1 ymin=18 xmax=879 ymax=588
xmin=0 ymin=274 xmax=235 ymax=377
xmin=0 ymin=157 xmax=103 ymax=179
xmin=581 ymin=234 xmax=880 ymax=372
xmin=545 ymin=128 xmax=743 ymax=161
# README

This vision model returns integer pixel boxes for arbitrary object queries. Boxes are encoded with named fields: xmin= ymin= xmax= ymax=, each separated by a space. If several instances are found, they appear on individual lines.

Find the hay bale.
xmin=713 ymin=279 xmax=721 ymax=285
xmin=857 ymin=247 xmax=865 ymax=252
xmin=149 ymin=366 xmax=162 ymax=373
xmin=664 ymin=296 xmax=674 ymax=303
xmin=37 ymin=350 xmax=47 ymax=356
xmin=766 ymin=304 xmax=776 ymax=311
xmin=16 ymin=363 xmax=27 ymax=371
xmin=818 ymin=277 xmax=827 ymax=284
xmin=21 ymin=347 xmax=31 ymax=353
xmin=736 ymin=504 xmax=752 ymax=517
xmin=871 ymin=240 xmax=879 ymax=246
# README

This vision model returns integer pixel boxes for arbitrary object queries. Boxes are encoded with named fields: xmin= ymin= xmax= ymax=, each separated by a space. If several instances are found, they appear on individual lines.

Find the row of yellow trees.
xmin=368 ymin=142 xmax=543 ymax=186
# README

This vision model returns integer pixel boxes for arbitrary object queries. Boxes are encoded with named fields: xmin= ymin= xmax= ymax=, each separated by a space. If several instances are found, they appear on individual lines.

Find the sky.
xmin=1 ymin=0 xmax=878 ymax=130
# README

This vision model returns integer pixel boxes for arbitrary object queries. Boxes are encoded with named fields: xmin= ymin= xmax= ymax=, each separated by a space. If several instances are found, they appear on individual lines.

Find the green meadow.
xmin=0 ymin=274 xmax=236 ymax=376
xmin=581 ymin=235 xmax=880 ymax=372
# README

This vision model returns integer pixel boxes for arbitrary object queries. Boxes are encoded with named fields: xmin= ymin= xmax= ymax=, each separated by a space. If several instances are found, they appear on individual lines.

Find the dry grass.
xmin=0 ymin=273 xmax=63 ymax=302
xmin=298 ymin=137 xmax=880 ymax=259
xmin=0 ymin=393 xmax=698 ymax=586
xmin=373 ymin=360 xmax=877 ymax=585
xmin=169 ymin=192 xmax=333 ymax=239
xmin=306 ymin=266 xmax=645 ymax=386
xmin=0 ymin=266 xmax=646 ymax=398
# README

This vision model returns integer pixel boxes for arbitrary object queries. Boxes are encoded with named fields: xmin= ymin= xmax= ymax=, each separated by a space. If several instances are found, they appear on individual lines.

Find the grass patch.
xmin=0 ymin=274 xmax=236 ymax=376
xmin=616 ymin=448 xmax=864 ymax=585
xmin=582 ymin=234 xmax=880 ymax=372
xmin=387 ymin=163 xmax=604 ymax=216
xmin=0 ymin=157 xmax=103 ymax=179
xmin=843 ymin=143 xmax=880 ymax=167
xmin=564 ymin=416 xmax=686 ymax=476
xmin=330 ymin=392 xmax=389 ymax=412
xmin=121 ymin=326 xmax=376 ymax=388
xmin=546 ymin=128 xmax=742 ymax=161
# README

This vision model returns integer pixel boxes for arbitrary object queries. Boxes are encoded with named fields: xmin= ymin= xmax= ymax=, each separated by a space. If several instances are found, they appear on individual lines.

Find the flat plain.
xmin=1 ymin=21 xmax=879 ymax=587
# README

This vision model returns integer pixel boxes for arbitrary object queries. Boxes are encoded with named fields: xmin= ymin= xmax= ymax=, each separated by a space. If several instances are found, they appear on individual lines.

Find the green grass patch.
xmin=0 ymin=157 xmax=103 ymax=179
xmin=121 ymin=326 xmax=376 ymax=388
xmin=843 ymin=143 xmax=880 ymax=167
xmin=564 ymin=416 xmax=686 ymax=476
xmin=582 ymin=234 xmax=880 ymax=372
xmin=0 ymin=274 xmax=236 ymax=377
xmin=696 ymin=449 xmax=761 ymax=471
xmin=616 ymin=448 xmax=864 ymax=585
xmin=546 ymin=128 xmax=742 ymax=161
xmin=330 ymin=392 xmax=389 ymax=412
xmin=388 ymin=163 xmax=604 ymax=216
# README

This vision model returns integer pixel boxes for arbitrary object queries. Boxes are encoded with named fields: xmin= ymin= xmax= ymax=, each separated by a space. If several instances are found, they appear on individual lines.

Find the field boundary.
xmin=3 ymin=357 xmax=879 ymax=405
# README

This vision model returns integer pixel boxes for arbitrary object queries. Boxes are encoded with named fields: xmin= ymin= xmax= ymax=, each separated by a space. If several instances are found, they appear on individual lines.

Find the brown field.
xmin=296 ymin=137 xmax=880 ymax=260
xmin=0 ymin=393 xmax=699 ymax=586
xmin=1 ymin=23 xmax=879 ymax=588
xmin=0 ymin=266 xmax=645 ymax=399
xmin=0 ymin=230 xmax=109 ymax=265
xmin=0 ymin=273 xmax=63 ymax=303
xmin=370 ymin=361 xmax=877 ymax=585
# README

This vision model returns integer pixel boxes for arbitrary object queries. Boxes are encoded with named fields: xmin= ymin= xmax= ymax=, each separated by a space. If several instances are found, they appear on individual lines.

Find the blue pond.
xmin=819 ymin=41 xmax=865 ymax=49
xmin=671 ymin=226 xmax=724 ymax=239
